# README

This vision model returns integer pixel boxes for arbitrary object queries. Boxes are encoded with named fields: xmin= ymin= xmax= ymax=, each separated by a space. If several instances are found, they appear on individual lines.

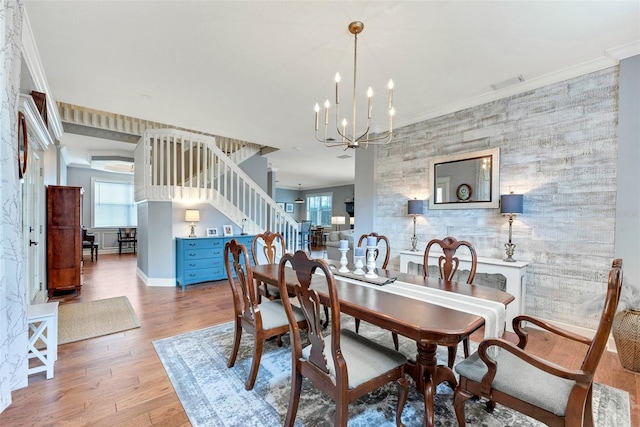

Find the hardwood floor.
xmin=1 ymin=252 xmax=637 ymax=426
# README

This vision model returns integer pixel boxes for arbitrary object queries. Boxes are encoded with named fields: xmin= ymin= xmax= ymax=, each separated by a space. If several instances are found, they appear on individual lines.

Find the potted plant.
xmin=581 ymin=278 xmax=640 ymax=372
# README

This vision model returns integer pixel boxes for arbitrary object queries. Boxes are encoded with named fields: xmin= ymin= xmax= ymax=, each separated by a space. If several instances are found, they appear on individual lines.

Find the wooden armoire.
xmin=47 ymin=185 xmax=82 ymax=297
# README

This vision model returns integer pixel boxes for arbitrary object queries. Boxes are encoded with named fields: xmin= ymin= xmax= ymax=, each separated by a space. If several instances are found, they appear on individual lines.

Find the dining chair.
xmin=300 ymin=220 xmax=312 ymax=253
xmin=117 ymin=227 xmax=137 ymax=255
xmin=251 ymin=231 xmax=286 ymax=301
xmin=224 ymin=239 xmax=307 ymax=390
xmin=81 ymin=227 xmax=98 ymax=262
xmin=277 ymin=250 xmax=409 ymax=427
xmin=424 ymin=236 xmax=478 ymax=367
xmin=454 ymin=259 xmax=623 ymax=427
xmin=354 ymin=233 xmax=394 ymax=344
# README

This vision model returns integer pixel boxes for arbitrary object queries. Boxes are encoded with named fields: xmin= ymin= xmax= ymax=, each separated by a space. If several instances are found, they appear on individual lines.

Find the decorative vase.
xmin=612 ymin=309 xmax=640 ymax=373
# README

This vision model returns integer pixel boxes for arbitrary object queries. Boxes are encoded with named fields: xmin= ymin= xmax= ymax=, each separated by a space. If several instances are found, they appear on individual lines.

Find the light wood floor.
xmin=1 ymin=252 xmax=637 ymax=426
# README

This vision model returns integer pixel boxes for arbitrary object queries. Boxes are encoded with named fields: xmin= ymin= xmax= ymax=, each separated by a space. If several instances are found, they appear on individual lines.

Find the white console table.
xmin=399 ymin=250 xmax=529 ymax=333
xmin=27 ymin=302 xmax=59 ymax=379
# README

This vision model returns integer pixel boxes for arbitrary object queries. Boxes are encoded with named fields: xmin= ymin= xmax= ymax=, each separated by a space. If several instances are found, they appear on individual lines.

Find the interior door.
xmin=23 ymin=148 xmax=46 ymax=304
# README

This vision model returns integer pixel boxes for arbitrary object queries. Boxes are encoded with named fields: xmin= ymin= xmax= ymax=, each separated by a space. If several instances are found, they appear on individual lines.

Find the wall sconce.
xmin=407 ymin=198 xmax=425 ymax=251
xmin=349 ymin=217 xmax=355 ymax=226
xmin=185 ymin=209 xmax=200 ymax=238
xmin=500 ymin=194 xmax=524 ymax=262
xmin=331 ymin=216 xmax=345 ymax=231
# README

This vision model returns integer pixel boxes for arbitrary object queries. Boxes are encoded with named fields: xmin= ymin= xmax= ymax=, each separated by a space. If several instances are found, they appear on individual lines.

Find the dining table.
xmin=251 ymin=263 xmax=514 ymax=427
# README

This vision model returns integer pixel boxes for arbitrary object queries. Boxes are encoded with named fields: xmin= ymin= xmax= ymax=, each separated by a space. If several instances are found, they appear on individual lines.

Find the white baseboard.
xmin=136 ymin=267 xmax=175 ymax=287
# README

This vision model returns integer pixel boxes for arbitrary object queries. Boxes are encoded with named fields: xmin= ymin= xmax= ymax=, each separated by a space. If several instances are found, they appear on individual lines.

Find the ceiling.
xmin=24 ymin=1 xmax=639 ymax=190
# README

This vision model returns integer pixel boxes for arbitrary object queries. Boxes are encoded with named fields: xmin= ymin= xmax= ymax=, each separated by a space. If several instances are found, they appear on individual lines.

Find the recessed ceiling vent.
xmin=490 ymin=75 xmax=524 ymax=91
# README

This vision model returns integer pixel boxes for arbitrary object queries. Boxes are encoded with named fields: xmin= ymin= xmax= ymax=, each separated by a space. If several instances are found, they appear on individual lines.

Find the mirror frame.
xmin=428 ymin=147 xmax=500 ymax=210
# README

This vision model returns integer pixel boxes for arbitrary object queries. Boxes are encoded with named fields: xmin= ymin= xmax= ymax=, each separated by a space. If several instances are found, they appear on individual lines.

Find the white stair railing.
xmin=134 ymin=129 xmax=300 ymax=251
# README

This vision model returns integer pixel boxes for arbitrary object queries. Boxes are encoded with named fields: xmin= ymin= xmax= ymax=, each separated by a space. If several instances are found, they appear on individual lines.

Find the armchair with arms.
xmin=454 ymin=258 xmax=623 ymax=427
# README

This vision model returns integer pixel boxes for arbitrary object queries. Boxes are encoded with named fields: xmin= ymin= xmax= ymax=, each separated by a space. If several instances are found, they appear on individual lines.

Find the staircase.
xmin=133 ymin=129 xmax=300 ymax=251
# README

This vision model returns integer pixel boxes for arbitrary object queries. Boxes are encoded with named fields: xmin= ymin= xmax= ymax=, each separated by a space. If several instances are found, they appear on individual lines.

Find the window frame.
xmin=306 ymin=192 xmax=333 ymax=227
xmin=91 ymin=177 xmax=138 ymax=228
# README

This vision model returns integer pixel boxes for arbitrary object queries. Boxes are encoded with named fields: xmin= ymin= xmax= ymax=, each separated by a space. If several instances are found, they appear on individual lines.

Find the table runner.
xmin=332 ymin=274 xmax=506 ymax=339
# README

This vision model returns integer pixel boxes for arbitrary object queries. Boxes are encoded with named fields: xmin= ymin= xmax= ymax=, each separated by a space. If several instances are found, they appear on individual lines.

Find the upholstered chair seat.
xmin=455 ymin=348 xmax=574 ymax=416
xmin=301 ymin=329 xmax=407 ymax=389
xmin=259 ymin=300 xmax=305 ymax=330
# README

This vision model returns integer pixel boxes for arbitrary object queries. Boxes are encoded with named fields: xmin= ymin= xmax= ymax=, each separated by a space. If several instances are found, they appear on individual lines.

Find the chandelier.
xmin=314 ymin=21 xmax=395 ymax=149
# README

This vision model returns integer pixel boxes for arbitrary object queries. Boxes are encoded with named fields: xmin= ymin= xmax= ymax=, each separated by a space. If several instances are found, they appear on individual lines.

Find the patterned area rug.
xmin=153 ymin=317 xmax=630 ymax=427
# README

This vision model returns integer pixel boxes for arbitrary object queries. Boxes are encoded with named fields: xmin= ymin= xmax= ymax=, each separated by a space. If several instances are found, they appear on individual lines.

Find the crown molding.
xmin=605 ymin=39 xmax=640 ymax=61
xmin=21 ymin=10 xmax=64 ymax=140
xmin=391 ymin=44 xmax=640 ymax=130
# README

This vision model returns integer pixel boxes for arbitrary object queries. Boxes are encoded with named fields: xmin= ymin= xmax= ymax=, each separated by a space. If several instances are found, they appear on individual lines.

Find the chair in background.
xmin=454 ymin=259 xmax=623 ymax=427
xmin=311 ymin=226 xmax=324 ymax=246
xmin=354 ymin=232 xmax=393 ymax=344
xmin=424 ymin=236 xmax=478 ymax=367
xmin=81 ymin=227 xmax=98 ymax=262
xmin=224 ymin=239 xmax=307 ymax=390
xmin=277 ymin=250 xmax=408 ymax=427
xmin=117 ymin=227 xmax=137 ymax=255
xmin=252 ymin=231 xmax=286 ymax=301
xmin=299 ymin=220 xmax=311 ymax=253
xmin=357 ymin=232 xmax=391 ymax=269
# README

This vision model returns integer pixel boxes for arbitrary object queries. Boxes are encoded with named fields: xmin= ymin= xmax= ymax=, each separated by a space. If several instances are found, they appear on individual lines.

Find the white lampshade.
xmin=349 ymin=217 xmax=354 ymax=225
xmin=331 ymin=216 xmax=345 ymax=225
xmin=185 ymin=209 xmax=200 ymax=222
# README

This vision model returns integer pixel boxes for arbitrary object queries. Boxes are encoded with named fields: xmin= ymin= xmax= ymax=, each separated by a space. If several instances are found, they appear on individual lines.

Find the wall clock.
xmin=17 ymin=111 xmax=28 ymax=179
xmin=456 ymin=183 xmax=472 ymax=201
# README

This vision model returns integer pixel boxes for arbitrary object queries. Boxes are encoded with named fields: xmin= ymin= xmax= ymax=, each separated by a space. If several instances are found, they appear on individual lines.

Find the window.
xmin=306 ymin=193 xmax=332 ymax=226
xmin=92 ymin=179 xmax=137 ymax=227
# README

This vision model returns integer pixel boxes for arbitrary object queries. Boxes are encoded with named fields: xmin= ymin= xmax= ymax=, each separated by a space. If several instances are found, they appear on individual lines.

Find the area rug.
xmin=58 ymin=296 xmax=141 ymax=344
xmin=153 ymin=318 xmax=630 ymax=427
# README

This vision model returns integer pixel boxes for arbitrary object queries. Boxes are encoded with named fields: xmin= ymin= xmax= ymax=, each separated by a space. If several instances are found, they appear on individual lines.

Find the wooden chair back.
xmin=251 ymin=231 xmax=285 ymax=265
xmin=424 ymin=236 xmax=477 ymax=284
xmin=251 ymin=231 xmax=286 ymax=300
xmin=357 ymin=232 xmax=390 ymax=268
xmin=224 ymin=239 xmax=261 ymax=328
xmin=279 ymin=250 xmax=340 ymax=373
xmin=581 ymin=258 xmax=623 ymax=374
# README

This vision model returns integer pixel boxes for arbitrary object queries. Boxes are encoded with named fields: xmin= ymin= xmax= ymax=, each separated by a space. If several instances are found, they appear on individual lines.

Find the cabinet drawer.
xmin=184 ymin=248 xmax=224 ymax=260
xmin=183 ymin=267 xmax=225 ymax=283
xmin=182 ymin=238 xmax=223 ymax=250
xmin=183 ymin=257 xmax=221 ymax=270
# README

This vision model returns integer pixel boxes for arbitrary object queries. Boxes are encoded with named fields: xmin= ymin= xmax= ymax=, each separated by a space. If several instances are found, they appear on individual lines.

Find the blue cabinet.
xmin=176 ymin=235 xmax=255 ymax=290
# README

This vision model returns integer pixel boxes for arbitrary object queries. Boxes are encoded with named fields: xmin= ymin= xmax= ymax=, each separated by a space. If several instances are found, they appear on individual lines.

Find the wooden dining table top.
xmin=251 ymin=263 xmax=515 ymax=346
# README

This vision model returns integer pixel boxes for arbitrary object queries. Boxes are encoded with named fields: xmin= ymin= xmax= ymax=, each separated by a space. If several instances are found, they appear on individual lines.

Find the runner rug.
xmin=153 ymin=317 xmax=630 ymax=427
xmin=58 ymin=296 xmax=141 ymax=344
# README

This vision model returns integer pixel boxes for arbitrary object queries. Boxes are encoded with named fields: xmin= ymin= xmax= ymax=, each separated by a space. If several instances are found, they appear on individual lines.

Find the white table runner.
xmin=331 ymin=274 xmax=506 ymax=339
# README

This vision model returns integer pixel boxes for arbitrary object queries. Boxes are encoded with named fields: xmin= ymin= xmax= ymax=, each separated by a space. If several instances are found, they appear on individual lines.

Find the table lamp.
xmin=407 ymin=199 xmax=425 ymax=251
xmin=185 ymin=209 xmax=200 ymax=238
xmin=331 ymin=216 xmax=345 ymax=231
xmin=500 ymin=194 xmax=523 ymax=262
